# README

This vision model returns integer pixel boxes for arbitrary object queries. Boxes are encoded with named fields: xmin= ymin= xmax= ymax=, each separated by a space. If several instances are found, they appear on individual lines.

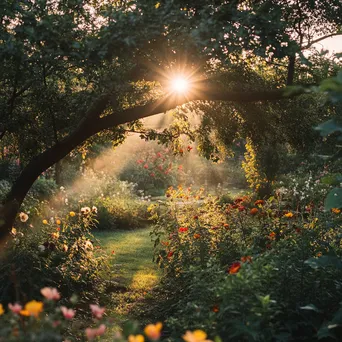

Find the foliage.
xmin=149 ymin=187 xmax=342 ymax=341
xmin=0 ymin=208 xmax=107 ymax=307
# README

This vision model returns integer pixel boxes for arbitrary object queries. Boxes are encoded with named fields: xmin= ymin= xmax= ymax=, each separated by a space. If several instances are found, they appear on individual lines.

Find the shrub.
xmin=149 ymin=187 xmax=342 ymax=341
xmin=29 ymin=178 xmax=58 ymax=200
xmin=0 ymin=208 xmax=107 ymax=307
xmin=0 ymin=180 xmax=11 ymax=201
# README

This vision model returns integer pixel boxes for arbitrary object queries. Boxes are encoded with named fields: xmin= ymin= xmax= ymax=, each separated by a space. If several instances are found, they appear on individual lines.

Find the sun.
xmin=170 ymin=76 xmax=189 ymax=93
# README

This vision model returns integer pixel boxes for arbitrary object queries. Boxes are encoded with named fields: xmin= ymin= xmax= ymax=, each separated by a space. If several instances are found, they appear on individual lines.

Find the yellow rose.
xmin=69 ymin=211 xmax=76 ymax=217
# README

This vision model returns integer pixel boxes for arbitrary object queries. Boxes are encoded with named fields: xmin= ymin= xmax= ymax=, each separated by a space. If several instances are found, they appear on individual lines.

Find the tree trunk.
xmin=286 ymin=55 xmax=296 ymax=86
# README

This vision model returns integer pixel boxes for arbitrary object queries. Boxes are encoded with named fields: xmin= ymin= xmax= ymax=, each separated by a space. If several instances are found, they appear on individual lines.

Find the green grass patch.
xmin=94 ymin=228 xmax=163 ymax=334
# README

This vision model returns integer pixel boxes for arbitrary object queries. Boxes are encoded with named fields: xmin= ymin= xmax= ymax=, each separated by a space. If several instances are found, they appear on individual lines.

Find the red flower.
xmin=231 ymin=204 xmax=239 ymax=209
xmin=254 ymin=200 xmax=265 ymax=206
xmin=241 ymin=256 xmax=252 ymax=263
xmin=187 ymin=145 xmax=193 ymax=152
xmin=211 ymin=226 xmax=219 ymax=230
xmin=144 ymin=164 xmax=148 ymax=169
xmin=150 ymin=172 xmax=155 ymax=177
xmin=238 ymin=206 xmax=246 ymax=212
xmin=250 ymin=208 xmax=258 ymax=215
xmin=157 ymin=152 xmax=162 ymax=158
xmin=137 ymin=159 xmax=143 ymax=164
xmin=234 ymin=198 xmax=243 ymax=203
xmin=193 ymin=215 xmax=199 ymax=220
xmin=178 ymin=227 xmax=188 ymax=233
xmin=228 ymin=262 xmax=241 ymax=274
xmin=269 ymin=232 xmax=276 ymax=240
xmin=167 ymin=251 xmax=174 ymax=258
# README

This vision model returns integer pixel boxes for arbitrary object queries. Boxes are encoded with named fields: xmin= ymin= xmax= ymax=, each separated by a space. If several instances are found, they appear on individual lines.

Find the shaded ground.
xmin=94 ymin=228 xmax=167 ymax=336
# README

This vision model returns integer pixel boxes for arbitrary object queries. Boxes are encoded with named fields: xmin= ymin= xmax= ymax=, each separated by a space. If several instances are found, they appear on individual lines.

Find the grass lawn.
xmin=94 ymin=228 xmax=164 ymax=334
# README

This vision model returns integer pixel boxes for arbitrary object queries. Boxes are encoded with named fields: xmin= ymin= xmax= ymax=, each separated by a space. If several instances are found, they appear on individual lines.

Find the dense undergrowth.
xmin=148 ymin=169 xmax=342 ymax=341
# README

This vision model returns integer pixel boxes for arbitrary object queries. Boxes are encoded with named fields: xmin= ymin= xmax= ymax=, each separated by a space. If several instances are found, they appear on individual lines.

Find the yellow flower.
xmin=0 ymin=304 xmax=4 ymax=315
xmin=42 ymin=219 xmax=48 ymax=225
xmin=182 ymin=330 xmax=213 ymax=342
xmin=69 ymin=211 xmax=76 ymax=217
xmin=20 ymin=300 xmax=43 ymax=318
xmin=284 ymin=212 xmax=294 ymax=218
xmin=56 ymin=219 xmax=61 ymax=225
xmin=332 ymin=208 xmax=341 ymax=214
xmin=129 ymin=335 xmax=145 ymax=342
xmin=144 ymin=322 xmax=162 ymax=340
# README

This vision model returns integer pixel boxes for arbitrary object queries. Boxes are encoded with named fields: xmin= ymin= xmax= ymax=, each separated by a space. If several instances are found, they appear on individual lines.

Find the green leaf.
xmin=300 ymin=304 xmax=320 ymax=312
xmin=305 ymin=255 xmax=342 ymax=270
xmin=324 ymin=188 xmax=342 ymax=210
xmin=317 ymin=323 xmax=336 ymax=340
xmin=314 ymin=119 xmax=342 ymax=137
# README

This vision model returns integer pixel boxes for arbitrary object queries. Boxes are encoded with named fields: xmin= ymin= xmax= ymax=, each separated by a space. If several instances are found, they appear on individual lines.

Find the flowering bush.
xmin=0 ymin=286 xmax=215 ymax=342
xmin=149 ymin=187 xmax=342 ymax=340
xmin=0 ymin=207 xmax=107 ymax=308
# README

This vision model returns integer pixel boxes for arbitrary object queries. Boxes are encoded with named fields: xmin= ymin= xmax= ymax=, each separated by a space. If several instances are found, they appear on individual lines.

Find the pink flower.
xmin=8 ymin=303 xmax=22 ymax=314
xmin=60 ymin=306 xmax=76 ymax=320
xmin=144 ymin=164 xmax=148 ymax=169
xmin=85 ymin=324 xmax=106 ymax=340
xmin=41 ymin=287 xmax=60 ymax=301
xmin=90 ymin=304 xmax=105 ymax=319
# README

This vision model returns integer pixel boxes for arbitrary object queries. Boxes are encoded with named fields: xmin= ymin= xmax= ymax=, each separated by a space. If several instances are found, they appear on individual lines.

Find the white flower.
xmin=19 ymin=212 xmax=29 ymax=222
xmin=81 ymin=207 xmax=91 ymax=215
xmin=91 ymin=206 xmax=98 ymax=214
xmin=38 ymin=245 xmax=46 ymax=252
xmin=84 ymin=240 xmax=93 ymax=251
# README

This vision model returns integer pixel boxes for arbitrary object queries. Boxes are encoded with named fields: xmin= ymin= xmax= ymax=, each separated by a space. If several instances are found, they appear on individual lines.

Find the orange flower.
xmin=241 ymin=256 xmax=252 ymax=263
xmin=249 ymin=208 xmax=258 ymax=215
xmin=193 ymin=234 xmax=201 ymax=239
xmin=144 ymin=322 xmax=162 ymax=340
xmin=284 ymin=212 xmax=294 ymax=218
xmin=128 ymin=335 xmax=145 ymax=342
xmin=332 ymin=208 xmax=341 ymax=214
xmin=223 ymin=223 xmax=229 ymax=229
xmin=228 ymin=262 xmax=241 ymax=274
xmin=254 ymin=200 xmax=265 ymax=206
xmin=269 ymin=232 xmax=276 ymax=240
xmin=211 ymin=305 xmax=219 ymax=313
xmin=183 ymin=330 xmax=213 ymax=342
xmin=20 ymin=300 xmax=43 ymax=318
xmin=316 ymin=252 xmax=322 ymax=257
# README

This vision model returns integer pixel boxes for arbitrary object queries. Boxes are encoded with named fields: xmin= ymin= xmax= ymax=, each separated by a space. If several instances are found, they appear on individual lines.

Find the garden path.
xmin=94 ymin=228 xmax=165 ymax=331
